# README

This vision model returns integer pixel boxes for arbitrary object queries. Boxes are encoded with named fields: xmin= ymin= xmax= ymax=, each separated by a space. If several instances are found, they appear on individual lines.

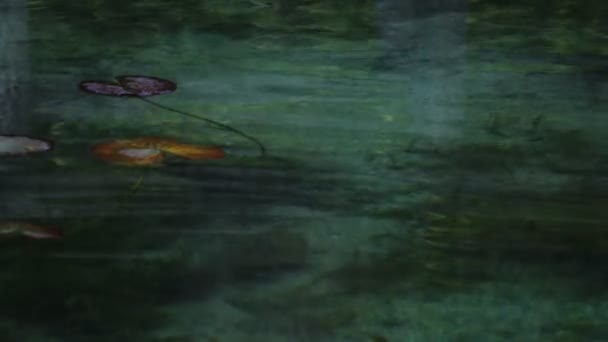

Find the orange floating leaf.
xmin=91 ymin=139 xmax=164 ymax=166
xmin=90 ymin=137 xmax=224 ymax=166
xmin=160 ymin=142 xmax=225 ymax=160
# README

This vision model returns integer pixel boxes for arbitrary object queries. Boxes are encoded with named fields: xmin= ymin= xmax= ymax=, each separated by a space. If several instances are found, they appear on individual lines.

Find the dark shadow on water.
xmin=0 ymin=144 xmax=370 ymax=340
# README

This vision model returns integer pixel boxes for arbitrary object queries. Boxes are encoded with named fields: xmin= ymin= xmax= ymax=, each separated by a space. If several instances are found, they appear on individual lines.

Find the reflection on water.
xmin=1 ymin=0 xmax=608 ymax=341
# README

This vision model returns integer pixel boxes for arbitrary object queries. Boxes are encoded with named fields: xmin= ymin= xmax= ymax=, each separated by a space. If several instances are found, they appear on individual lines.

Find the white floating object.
xmin=0 ymin=135 xmax=53 ymax=156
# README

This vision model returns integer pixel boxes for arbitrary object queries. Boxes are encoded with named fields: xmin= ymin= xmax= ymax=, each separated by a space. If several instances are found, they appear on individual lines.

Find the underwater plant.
xmin=90 ymin=137 xmax=224 ymax=166
xmin=79 ymin=75 xmax=267 ymax=156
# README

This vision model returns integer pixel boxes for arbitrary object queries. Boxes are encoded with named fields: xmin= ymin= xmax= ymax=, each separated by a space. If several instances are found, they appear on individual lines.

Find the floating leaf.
xmin=91 ymin=140 xmax=164 ymax=166
xmin=79 ymin=80 xmax=134 ymax=97
xmin=160 ymin=142 xmax=224 ymax=160
xmin=78 ymin=76 xmax=176 ymax=97
xmin=115 ymin=75 xmax=177 ymax=97
xmin=0 ymin=135 xmax=53 ymax=156
xmin=91 ymin=137 xmax=224 ymax=166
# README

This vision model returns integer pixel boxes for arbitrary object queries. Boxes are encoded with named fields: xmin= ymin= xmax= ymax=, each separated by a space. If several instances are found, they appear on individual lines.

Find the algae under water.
xmin=1 ymin=0 xmax=608 ymax=341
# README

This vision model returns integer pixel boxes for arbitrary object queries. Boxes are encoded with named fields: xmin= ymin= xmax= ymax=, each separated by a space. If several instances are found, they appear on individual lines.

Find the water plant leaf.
xmin=90 ymin=137 xmax=224 ymax=166
xmin=0 ymin=135 xmax=53 ymax=156
xmin=160 ymin=142 xmax=224 ymax=160
xmin=79 ymin=80 xmax=134 ymax=97
xmin=79 ymin=76 xmax=176 ymax=97
xmin=91 ymin=140 xmax=164 ymax=166
xmin=115 ymin=75 xmax=177 ymax=97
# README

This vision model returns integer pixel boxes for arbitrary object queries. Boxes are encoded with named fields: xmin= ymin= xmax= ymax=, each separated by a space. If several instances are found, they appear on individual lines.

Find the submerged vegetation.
xmin=3 ymin=0 xmax=608 ymax=340
xmin=350 ymin=118 xmax=608 ymax=294
xmin=28 ymin=0 xmax=377 ymax=38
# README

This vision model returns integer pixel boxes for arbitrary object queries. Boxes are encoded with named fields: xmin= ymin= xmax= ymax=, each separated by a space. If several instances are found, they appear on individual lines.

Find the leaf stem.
xmin=139 ymin=97 xmax=267 ymax=156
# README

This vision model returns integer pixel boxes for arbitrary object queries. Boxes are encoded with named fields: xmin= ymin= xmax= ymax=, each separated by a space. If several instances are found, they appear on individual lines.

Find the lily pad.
xmin=115 ymin=75 xmax=177 ymax=97
xmin=91 ymin=137 xmax=224 ymax=166
xmin=0 ymin=135 xmax=53 ymax=156
xmin=78 ymin=80 xmax=134 ymax=97
xmin=78 ymin=76 xmax=176 ymax=97
xmin=91 ymin=140 xmax=164 ymax=166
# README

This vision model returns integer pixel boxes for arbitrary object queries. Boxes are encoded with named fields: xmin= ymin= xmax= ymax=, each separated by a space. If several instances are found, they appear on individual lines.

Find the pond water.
xmin=2 ymin=1 xmax=608 ymax=341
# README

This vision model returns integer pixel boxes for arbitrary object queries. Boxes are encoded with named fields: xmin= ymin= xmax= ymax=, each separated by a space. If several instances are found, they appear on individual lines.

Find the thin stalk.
xmin=138 ymin=97 xmax=267 ymax=156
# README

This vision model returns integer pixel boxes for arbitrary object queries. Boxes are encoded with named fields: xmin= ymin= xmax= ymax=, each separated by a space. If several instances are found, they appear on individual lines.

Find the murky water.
xmin=1 ymin=1 xmax=608 ymax=341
